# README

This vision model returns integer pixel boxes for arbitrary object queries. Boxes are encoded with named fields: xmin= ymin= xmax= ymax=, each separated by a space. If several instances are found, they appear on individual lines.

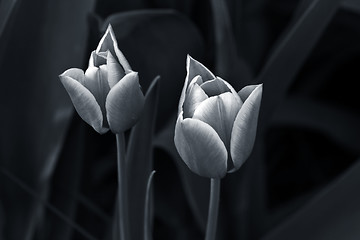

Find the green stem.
xmin=205 ymin=178 xmax=221 ymax=240
xmin=116 ymin=133 xmax=129 ymax=240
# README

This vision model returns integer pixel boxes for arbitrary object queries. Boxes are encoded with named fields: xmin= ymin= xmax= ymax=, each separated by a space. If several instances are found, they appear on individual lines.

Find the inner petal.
xmin=200 ymin=78 xmax=231 ymax=97
xmin=192 ymin=92 xmax=241 ymax=150
xmin=97 ymin=30 xmax=117 ymax=62
xmin=84 ymin=65 xmax=110 ymax=127
xmin=183 ymin=76 xmax=208 ymax=118
xmin=187 ymin=55 xmax=215 ymax=83
xmin=107 ymin=51 xmax=125 ymax=88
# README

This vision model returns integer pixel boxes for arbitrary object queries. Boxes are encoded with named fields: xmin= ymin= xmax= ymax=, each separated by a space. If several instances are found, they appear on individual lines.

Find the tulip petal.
xmin=106 ymin=71 xmax=145 ymax=133
xmin=59 ymin=73 xmax=108 ymax=134
xmin=200 ymin=77 xmax=231 ymax=97
xmin=178 ymin=55 xmax=215 ymax=114
xmin=186 ymin=55 xmax=215 ymax=82
xmin=60 ymin=68 xmax=86 ymax=85
xmin=238 ymin=84 xmax=260 ymax=102
xmin=183 ymin=76 xmax=208 ymax=118
xmin=174 ymin=112 xmax=227 ymax=178
xmin=230 ymin=84 xmax=263 ymax=170
xmin=84 ymin=66 xmax=110 ymax=126
xmin=107 ymin=51 xmax=125 ymax=88
xmin=193 ymin=92 xmax=241 ymax=149
xmin=97 ymin=24 xmax=132 ymax=71
xmin=217 ymin=76 xmax=242 ymax=101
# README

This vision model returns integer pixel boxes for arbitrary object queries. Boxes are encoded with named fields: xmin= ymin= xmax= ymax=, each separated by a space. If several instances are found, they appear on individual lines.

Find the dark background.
xmin=1 ymin=0 xmax=360 ymax=239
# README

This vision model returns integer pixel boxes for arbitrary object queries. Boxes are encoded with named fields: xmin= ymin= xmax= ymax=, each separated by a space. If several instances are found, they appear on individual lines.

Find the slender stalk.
xmin=116 ymin=133 xmax=129 ymax=240
xmin=205 ymin=178 xmax=221 ymax=240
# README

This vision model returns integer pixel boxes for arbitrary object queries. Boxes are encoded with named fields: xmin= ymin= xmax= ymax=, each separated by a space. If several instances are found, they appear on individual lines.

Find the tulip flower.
xmin=59 ymin=24 xmax=145 ymax=134
xmin=174 ymin=55 xmax=263 ymax=179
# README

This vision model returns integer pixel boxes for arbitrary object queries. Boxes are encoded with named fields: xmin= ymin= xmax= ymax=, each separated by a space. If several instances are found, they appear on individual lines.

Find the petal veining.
xmin=107 ymin=51 xmax=125 ymax=88
xmin=59 ymin=74 xmax=108 ymax=134
xmin=106 ymin=71 xmax=145 ymax=133
xmin=174 ymin=113 xmax=227 ymax=178
xmin=84 ymin=66 xmax=110 ymax=122
xmin=230 ymin=84 xmax=263 ymax=170
xmin=192 ymin=92 xmax=241 ymax=150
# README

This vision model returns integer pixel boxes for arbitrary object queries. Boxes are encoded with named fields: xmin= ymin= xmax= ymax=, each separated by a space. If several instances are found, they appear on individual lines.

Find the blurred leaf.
xmin=256 ymin=0 xmax=341 ymax=119
xmin=99 ymin=9 xmax=204 ymax=130
xmin=262 ymin=158 xmax=360 ymax=240
xmin=0 ymin=167 xmax=98 ymax=240
xmin=0 ymin=0 xmax=94 ymax=238
xmin=210 ymin=0 xmax=252 ymax=86
xmin=230 ymin=0 xmax=341 ymax=238
xmin=271 ymin=97 xmax=360 ymax=155
xmin=154 ymin=115 xmax=209 ymax=233
xmin=144 ymin=170 xmax=156 ymax=240
xmin=342 ymin=0 xmax=360 ymax=14
xmin=38 ymin=115 xmax=85 ymax=240
xmin=0 ymin=0 xmax=18 ymax=39
xmin=125 ymin=77 xmax=160 ymax=240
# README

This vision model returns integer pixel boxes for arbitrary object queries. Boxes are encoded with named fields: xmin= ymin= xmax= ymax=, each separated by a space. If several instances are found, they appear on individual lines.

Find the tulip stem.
xmin=116 ymin=133 xmax=129 ymax=240
xmin=205 ymin=178 xmax=221 ymax=240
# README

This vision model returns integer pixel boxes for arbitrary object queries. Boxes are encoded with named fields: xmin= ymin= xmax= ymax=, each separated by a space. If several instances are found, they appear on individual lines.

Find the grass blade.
xmin=210 ymin=0 xmax=252 ymax=87
xmin=125 ymin=76 xmax=160 ymax=240
xmin=144 ymin=170 xmax=156 ymax=240
xmin=257 ymin=0 xmax=341 ymax=119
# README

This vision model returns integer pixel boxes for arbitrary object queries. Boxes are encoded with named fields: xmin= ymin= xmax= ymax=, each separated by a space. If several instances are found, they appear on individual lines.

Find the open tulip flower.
xmin=59 ymin=24 xmax=145 ymax=134
xmin=175 ymin=55 xmax=263 ymax=179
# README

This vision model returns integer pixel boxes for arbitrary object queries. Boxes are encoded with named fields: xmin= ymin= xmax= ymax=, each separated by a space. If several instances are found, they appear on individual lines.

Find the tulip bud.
xmin=174 ymin=55 xmax=262 ymax=178
xmin=59 ymin=24 xmax=144 ymax=134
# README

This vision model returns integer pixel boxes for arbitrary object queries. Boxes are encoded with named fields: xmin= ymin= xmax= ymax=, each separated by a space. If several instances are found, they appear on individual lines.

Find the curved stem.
xmin=205 ymin=178 xmax=221 ymax=240
xmin=116 ymin=133 xmax=129 ymax=240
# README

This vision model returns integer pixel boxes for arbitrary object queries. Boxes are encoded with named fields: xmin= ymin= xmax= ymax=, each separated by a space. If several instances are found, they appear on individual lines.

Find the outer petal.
xmin=238 ymin=84 xmax=260 ymax=102
xmin=178 ymin=55 xmax=215 ymax=114
xmin=60 ymin=68 xmax=85 ymax=85
xmin=105 ymin=71 xmax=145 ymax=133
xmin=97 ymin=24 xmax=132 ymax=72
xmin=59 ymin=73 xmax=108 ymax=134
xmin=192 ymin=92 xmax=241 ymax=149
xmin=107 ymin=51 xmax=125 ymax=88
xmin=183 ymin=76 xmax=208 ymax=118
xmin=230 ymin=84 xmax=263 ymax=170
xmin=174 ymin=112 xmax=228 ymax=178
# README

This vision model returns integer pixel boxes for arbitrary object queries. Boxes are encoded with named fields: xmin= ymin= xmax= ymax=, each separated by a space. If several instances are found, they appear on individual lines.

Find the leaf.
xmin=0 ymin=0 xmax=94 ymax=238
xmin=144 ymin=170 xmax=156 ymax=240
xmin=0 ymin=0 xmax=18 ymax=39
xmin=0 ymin=166 xmax=98 ymax=240
xmin=38 ymin=115 xmax=86 ymax=240
xmin=256 ymin=0 xmax=341 ymax=120
xmin=271 ymin=97 xmax=360 ymax=155
xmin=210 ymin=0 xmax=252 ymax=86
xmin=125 ymin=77 xmax=160 ymax=240
xmin=262 ymin=158 xmax=360 ymax=240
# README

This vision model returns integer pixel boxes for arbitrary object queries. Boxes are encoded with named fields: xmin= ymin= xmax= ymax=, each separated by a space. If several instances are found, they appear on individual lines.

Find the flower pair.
xmin=59 ymin=25 xmax=144 ymax=134
xmin=174 ymin=56 xmax=262 ymax=178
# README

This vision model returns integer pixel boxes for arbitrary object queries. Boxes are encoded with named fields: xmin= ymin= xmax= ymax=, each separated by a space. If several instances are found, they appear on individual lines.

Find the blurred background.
xmin=1 ymin=0 xmax=360 ymax=239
